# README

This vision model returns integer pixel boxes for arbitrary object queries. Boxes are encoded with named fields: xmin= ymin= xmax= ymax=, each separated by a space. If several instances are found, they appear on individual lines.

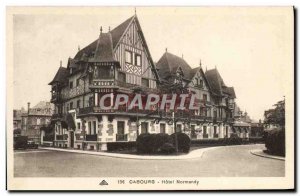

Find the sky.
xmin=13 ymin=7 xmax=293 ymax=121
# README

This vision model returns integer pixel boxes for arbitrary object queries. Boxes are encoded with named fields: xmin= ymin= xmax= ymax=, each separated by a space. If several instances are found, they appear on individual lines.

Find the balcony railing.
xmin=85 ymin=134 xmax=97 ymax=141
xmin=116 ymin=134 xmax=127 ymax=141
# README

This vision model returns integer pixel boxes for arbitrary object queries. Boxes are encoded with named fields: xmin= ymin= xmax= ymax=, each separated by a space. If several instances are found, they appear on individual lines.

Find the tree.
xmin=264 ymin=99 xmax=285 ymax=129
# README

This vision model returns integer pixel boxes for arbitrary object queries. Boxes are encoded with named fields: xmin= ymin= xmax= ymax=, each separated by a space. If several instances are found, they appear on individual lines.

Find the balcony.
xmin=116 ymin=134 xmax=127 ymax=141
xmin=78 ymin=106 xmax=159 ymax=117
xmin=85 ymin=134 xmax=97 ymax=141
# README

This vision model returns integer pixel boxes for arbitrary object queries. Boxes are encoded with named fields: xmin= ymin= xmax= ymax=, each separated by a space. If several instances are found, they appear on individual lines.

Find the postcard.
xmin=7 ymin=6 xmax=294 ymax=191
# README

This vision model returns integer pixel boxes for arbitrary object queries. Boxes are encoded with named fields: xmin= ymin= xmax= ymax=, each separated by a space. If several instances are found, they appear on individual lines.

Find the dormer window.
xmin=125 ymin=50 xmax=133 ymax=64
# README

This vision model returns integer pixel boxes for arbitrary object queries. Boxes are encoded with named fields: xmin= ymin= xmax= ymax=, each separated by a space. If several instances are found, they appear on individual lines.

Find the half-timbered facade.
xmin=49 ymin=14 xmax=237 ymax=151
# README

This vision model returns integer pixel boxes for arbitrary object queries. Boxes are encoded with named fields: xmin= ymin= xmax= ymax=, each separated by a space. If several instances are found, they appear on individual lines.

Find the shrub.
xmin=160 ymin=143 xmax=176 ymax=154
xmin=153 ymin=133 xmax=173 ymax=152
xmin=136 ymin=133 xmax=179 ymax=154
xmin=223 ymin=133 xmax=242 ymax=145
xmin=107 ymin=141 xmax=136 ymax=152
xmin=136 ymin=133 xmax=155 ymax=154
xmin=170 ymin=132 xmax=191 ymax=153
xmin=265 ymin=130 xmax=285 ymax=156
xmin=248 ymin=137 xmax=265 ymax=144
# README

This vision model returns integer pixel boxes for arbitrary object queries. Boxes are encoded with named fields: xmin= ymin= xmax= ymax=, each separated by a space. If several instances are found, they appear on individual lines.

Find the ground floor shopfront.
xmin=48 ymin=111 xmax=239 ymax=151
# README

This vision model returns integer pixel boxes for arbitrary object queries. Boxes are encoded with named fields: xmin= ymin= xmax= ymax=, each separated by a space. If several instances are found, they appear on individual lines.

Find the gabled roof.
xmin=70 ymin=15 xmax=159 ymax=82
xmin=74 ymin=39 xmax=98 ymax=60
xmin=110 ymin=16 xmax=135 ymax=49
xmin=223 ymin=86 xmax=236 ymax=98
xmin=156 ymin=52 xmax=192 ymax=80
xmin=205 ymin=68 xmax=224 ymax=96
xmin=189 ymin=67 xmax=200 ymax=80
xmin=89 ymin=33 xmax=116 ymax=63
xmin=205 ymin=68 xmax=236 ymax=98
xmin=49 ymin=67 xmax=69 ymax=85
xmin=73 ymin=15 xmax=135 ymax=61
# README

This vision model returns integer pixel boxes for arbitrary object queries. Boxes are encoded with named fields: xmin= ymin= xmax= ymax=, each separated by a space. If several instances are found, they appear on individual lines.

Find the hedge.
xmin=107 ymin=141 xmax=136 ymax=152
xmin=191 ymin=135 xmax=264 ymax=147
xmin=136 ymin=133 xmax=190 ymax=154
xmin=265 ymin=130 xmax=285 ymax=156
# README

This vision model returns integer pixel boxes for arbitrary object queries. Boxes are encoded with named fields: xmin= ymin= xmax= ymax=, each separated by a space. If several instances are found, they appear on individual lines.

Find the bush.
xmin=248 ymin=137 xmax=265 ymax=144
xmin=107 ymin=141 xmax=136 ymax=152
xmin=136 ymin=133 xmax=155 ymax=154
xmin=265 ymin=130 xmax=285 ymax=156
xmin=223 ymin=133 xmax=242 ymax=145
xmin=160 ymin=143 xmax=176 ymax=154
xmin=136 ymin=133 xmax=184 ymax=154
xmin=170 ymin=132 xmax=191 ymax=153
xmin=153 ymin=133 xmax=173 ymax=152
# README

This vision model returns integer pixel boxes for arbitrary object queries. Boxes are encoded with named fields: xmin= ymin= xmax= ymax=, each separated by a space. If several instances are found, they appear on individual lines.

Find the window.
xmin=125 ymin=50 xmax=133 ymax=64
xmin=135 ymin=54 xmax=142 ymax=66
xmin=200 ymin=79 xmax=203 ymax=88
xmin=160 ymin=123 xmax=166 ymax=133
xmin=176 ymin=124 xmax=182 ymax=132
xmin=76 ymin=78 xmax=80 ymax=86
xmin=89 ymin=97 xmax=93 ymax=107
xmin=117 ymin=121 xmax=125 ymax=135
xmin=94 ymin=66 xmax=112 ymax=79
xmin=142 ymin=78 xmax=149 ymax=88
xmin=141 ymin=122 xmax=148 ymax=134
xmin=93 ymin=121 xmax=96 ymax=135
xmin=203 ymin=94 xmax=207 ymax=101
xmin=77 ymin=100 xmax=81 ymax=108
xmin=118 ymin=72 xmax=126 ymax=83
xmin=70 ymin=102 xmax=73 ymax=110
xmin=69 ymin=81 xmax=73 ymax=89
xmin=88 ymin=122 xmax=91 ymax=135
xmin=77 ymin=122 xmax=81 ymax=130
xmin=203 ymin=126 xmax=207 ymax=135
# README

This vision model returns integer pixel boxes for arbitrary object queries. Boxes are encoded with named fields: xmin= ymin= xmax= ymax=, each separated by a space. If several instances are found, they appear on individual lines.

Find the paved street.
xmin=14 ymin=144 xmax=284 ymax=177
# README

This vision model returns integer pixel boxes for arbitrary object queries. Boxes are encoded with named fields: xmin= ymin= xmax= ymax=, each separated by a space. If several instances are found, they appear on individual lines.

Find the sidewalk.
xmin=250 ymin=149 xmax=285 ymax=161
xmin=40 ymin=146 xmax=221 ymax=160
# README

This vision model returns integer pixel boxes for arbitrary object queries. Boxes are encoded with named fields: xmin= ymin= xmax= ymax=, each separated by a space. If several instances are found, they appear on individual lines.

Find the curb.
xmin=40 ymin=146 xmax=220 ymax=160
xmin=250 ymin=149 xmax=285 ymax=161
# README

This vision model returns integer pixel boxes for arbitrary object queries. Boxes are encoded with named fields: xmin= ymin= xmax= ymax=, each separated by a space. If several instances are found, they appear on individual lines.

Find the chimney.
xmin=27 ymin=102 xmax=30 ymax=115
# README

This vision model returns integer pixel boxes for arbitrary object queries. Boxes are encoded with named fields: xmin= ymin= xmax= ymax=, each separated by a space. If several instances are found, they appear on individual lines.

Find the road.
xmin=14 ymin=144 xmax=284 ymax=177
